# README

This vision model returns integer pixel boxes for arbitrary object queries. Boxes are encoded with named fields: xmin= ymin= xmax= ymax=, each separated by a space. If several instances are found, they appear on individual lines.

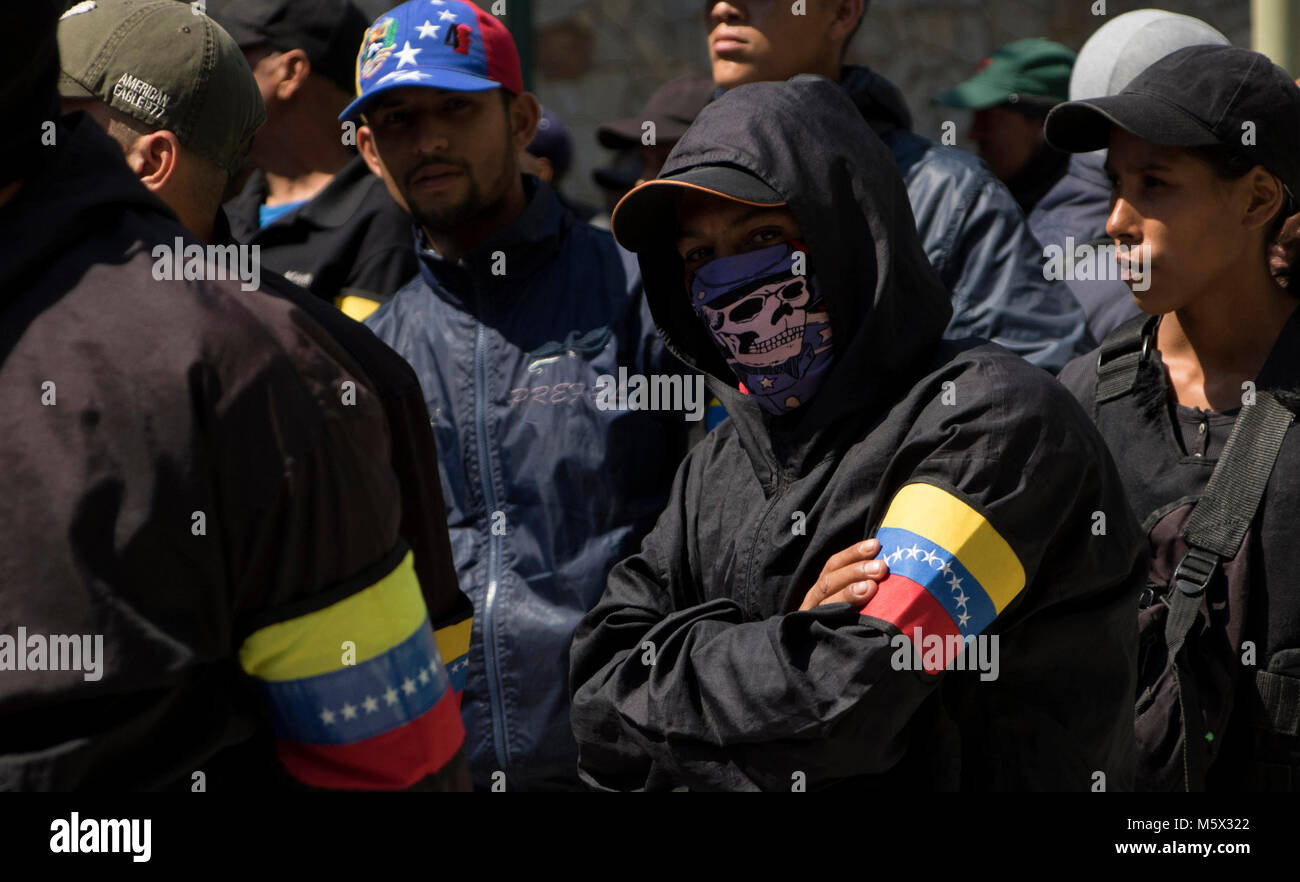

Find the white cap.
xmin=1069 ymin=8 xmax=1231 ymax=101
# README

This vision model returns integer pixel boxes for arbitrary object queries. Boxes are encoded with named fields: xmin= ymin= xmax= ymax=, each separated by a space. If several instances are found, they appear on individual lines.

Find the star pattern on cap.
xmin=416 ymin=20 xmax=441 ymax=40
xmin=439 ymin=9 xmax=457 ymax=21
xmin=375 ymin=69 xmax=433 ymax=87
xmin=395 ymin=40 xmax=423 ymax=67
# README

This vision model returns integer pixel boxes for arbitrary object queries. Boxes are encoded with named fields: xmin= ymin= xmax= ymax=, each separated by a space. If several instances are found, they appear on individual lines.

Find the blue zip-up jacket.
xmin=1029 ymin=152 xmax=1144 ymax=342
xmin=841 ymin=66 xmax=1095 ymax=371
xmin=365 ymin=177 xmax=688 ymax=790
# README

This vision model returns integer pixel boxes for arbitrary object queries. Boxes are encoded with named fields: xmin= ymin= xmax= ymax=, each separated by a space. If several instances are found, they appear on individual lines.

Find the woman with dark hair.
xmin=1048 ymin=44 xmax=1300 ymax=791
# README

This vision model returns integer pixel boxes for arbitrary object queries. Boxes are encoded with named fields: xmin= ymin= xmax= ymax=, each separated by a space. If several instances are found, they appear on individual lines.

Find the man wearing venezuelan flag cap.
xmin=570 ymin=75 xmax=1147 ymax=791
xmin=349 ymin=0 xmax=691 ymax=790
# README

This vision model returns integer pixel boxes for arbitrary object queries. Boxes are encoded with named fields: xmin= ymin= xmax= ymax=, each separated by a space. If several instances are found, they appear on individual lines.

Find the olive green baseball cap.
xmin=935 ymin=38 xmax=1076 ymax=110
xmin=57 ymin=0 xmax=265 ymax=172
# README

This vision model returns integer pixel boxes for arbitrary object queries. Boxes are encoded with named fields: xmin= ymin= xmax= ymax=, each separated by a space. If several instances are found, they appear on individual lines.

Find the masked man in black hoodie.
xmin=569 ymin=76 xmax=1144 ymax=792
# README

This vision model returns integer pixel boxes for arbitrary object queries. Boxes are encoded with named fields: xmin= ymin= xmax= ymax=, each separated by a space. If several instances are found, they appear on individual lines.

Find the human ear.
xmin=275 ymin=49 xmax=312 ymax=101
xmin=127 ymin=130 xmax=180 ymax=193
xmin=509 ymin=92 xmax=541 ymax=153
xmin=357 ymin=124 xmax=384 ymax=178
xmin=1244 ymin=167 xmax=1286 ymax=232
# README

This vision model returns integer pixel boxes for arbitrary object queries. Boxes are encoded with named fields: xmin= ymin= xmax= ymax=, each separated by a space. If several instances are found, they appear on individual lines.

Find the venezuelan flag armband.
xmin=860 ymin=482 xmax=1026 ymax=674
xmin=432 ymin=594 xmax=472 ymax=696
xmin=238 ymin=549 xmax=466 ymax=789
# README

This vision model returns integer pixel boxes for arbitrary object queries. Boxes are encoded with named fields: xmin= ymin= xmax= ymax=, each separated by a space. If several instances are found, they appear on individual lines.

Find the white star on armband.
xmin=384 ymin=686 xmax=399 ymax=706
xmin=341 ymin=702 xmax=358 ymax=720
xmin=416 ymin=20 xmax=441 ymax=39
xmin=439 ymin=9 xmax=456 ymax=21
xmin=921 ymin=549 xmax=941 ymax=566
xmin=394 ymin=40 xmax=422 ymax=67
xmin=953 ymin=590 xmax=970 ymax=608
xmin=363 ymin=695 xmax=379 ymax=713
xmin=957 ymin=612 xmax=972 ymax=628
xmin=402 ymin=677 xmax=417 ymax=695
xmin=938 ymin=560 xmax=953 ymax=577
xmin=320 ymin=708 xmax=336 ymax=725
xmin=905 ymin=544 xmax=922 ymax=560
xmin=947 ymin=574 xmax=963 ymax=590
xmin=418 ymin=668 xmax=430 ymax=685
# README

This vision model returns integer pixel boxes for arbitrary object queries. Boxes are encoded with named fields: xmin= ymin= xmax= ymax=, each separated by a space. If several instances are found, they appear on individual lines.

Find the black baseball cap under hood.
xmin=620 ymin=74 xmax=953 ymax=434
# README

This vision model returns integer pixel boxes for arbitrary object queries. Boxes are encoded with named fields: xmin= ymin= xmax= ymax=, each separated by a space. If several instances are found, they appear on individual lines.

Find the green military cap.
xmin=935 ymin=38 xmax=1077 ymax=110
xmin=57 ymin=0 xmax=265 ymax=172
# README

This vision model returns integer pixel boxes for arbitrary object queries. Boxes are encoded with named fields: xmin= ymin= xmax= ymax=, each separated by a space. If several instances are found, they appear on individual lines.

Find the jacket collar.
xmin=415 ymin=174 xmax=565 ymax=305
xmin=212 ymin=207 xmax=237 ymax=246
xmin=1069 ymin=151 xmax=1109 ymax=192
xmin=1256 ymin=305 xmax=1300 ymax=403
xmin=1005 ymin=142 xmax=1070 ymax=214
xmin=228 ymin=156 xmax=378 ymax=234
xmin=297 ymin=157 xmax=382 ymax=228
xmin=837 ymin=64 xmax=914 ymax=136
xmin=1 ymin=114 xmax=177 ymax=295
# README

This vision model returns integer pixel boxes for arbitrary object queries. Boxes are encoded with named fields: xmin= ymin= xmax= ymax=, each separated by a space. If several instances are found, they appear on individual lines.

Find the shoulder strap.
xmin=1163 ymin=391 xmax=1295 ymax=789
xmin=1256 ymin=667 xmax=1300 ymax=737
xmin=1182 ymin=394 xmax=1295 ymax=556
xmin=1094 ymin=314 xmax=1160 ymax=405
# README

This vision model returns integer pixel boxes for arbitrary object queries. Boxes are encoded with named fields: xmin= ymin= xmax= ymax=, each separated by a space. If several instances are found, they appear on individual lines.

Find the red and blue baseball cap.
xmin=340 ymin=0 xmax=523 ymax=122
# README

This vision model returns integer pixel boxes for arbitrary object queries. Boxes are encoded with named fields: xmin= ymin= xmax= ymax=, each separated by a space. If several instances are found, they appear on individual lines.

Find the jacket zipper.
xmin=474 ymin=309 xmax=511 ymax=777
xmin=746 ymin=459 xmax=788 ymax=615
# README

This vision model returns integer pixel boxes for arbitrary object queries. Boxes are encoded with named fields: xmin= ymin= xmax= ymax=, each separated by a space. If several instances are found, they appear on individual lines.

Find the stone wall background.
xmin=530 ymin=0 xmax=1252 ymax=210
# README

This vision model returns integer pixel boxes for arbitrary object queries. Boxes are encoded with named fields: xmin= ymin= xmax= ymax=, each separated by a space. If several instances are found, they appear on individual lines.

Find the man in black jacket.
xmin=702 ymin=0 xmax=1093 ymax=373
xmin=210 ymin=0 xmax=418 ymax=320
xmin=569 ymin=76 xmax=1144 ymax=791
xmin=1 ymin=0 xmax=469 ymax=790
xmin=57 ymin=0 xmax=474 ymax=687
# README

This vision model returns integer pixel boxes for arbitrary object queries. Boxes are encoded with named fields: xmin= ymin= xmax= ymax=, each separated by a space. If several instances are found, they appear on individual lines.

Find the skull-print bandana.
xmin=688 ymin=241 xmax=834 ymax=416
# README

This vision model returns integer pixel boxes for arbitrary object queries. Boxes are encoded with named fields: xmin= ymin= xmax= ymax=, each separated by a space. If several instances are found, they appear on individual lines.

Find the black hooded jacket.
xmin=0 ymin=116 xmax=467 ymax=790
xmin=568 ymin=76 xmax=1145 ymax=791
